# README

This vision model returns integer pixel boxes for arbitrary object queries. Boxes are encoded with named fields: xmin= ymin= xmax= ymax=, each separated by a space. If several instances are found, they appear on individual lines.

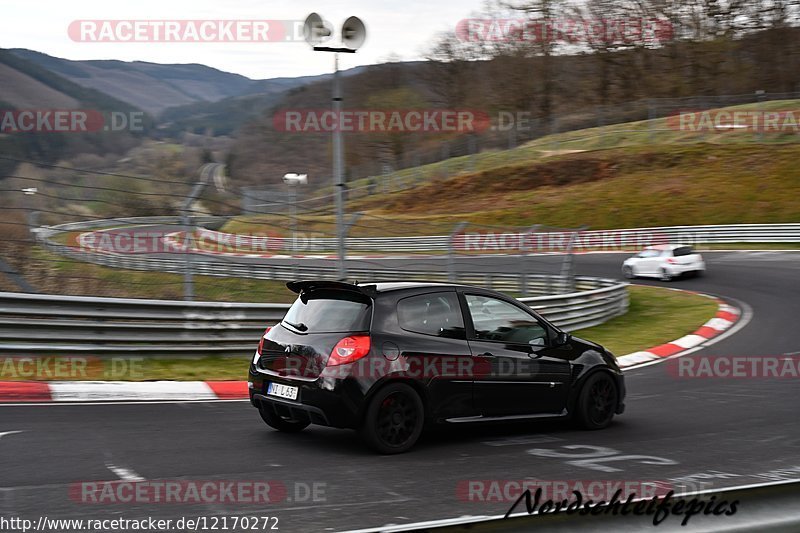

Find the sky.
xmin=0 ymin=0 xmax=488 ymax=80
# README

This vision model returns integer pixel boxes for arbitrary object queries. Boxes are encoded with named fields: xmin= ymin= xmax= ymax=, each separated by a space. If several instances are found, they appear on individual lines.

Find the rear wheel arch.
xmin=359 ymin=380 xmax=426 ymax=453
xmin=361 ymin=377 xmax=430 ymax=424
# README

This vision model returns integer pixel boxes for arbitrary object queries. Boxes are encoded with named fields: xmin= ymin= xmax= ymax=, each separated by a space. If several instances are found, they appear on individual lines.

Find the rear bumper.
xmin=248 ymin=366 xmax=363 ymax=429
xmin=252 ymin=393 xmax=331 ymax=425
xmin=665 ymin=261 xmax=705 ymax=275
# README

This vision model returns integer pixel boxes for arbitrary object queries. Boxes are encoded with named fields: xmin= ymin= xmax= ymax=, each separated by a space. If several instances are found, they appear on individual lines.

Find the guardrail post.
xmin=182 ymin=212 xmax=194 ymax=301
xmin=755 ymin=89 xmax=765 ymax=142
xmin=337 ymin=212 xmax=363 ymax=281
xmin=559 ymin=227 xmax=584 ymax=293
xmin=521 ymin=224 xmax=541 ymax=296
xmin=448 ymin=222 xmax=468 ymax=283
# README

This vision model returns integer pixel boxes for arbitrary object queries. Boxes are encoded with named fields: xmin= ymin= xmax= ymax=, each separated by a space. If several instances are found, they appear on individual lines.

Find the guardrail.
xmin=38 ymin=216 xmax=225 ymax=233
xmin=37 ymin=219 xmax=800 ymax=257
xmin=0 ymin=277 xmax=627 ymax=355
xmin=36 ymin=221 xmax=575 ymax=295
xmin=193 ymin=223 xmax=800 ymax=252
xmin=0 ymin=291 xmax=286 ymax=355
xmin=35 ymin=220 xmax=800 ymax=290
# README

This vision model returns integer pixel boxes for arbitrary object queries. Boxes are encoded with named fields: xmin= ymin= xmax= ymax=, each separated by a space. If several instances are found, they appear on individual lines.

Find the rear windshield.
xmin=282 ymin=289 xmax=371 ymax=333
xmin=673 ymin=246 xmax=695 ymax=256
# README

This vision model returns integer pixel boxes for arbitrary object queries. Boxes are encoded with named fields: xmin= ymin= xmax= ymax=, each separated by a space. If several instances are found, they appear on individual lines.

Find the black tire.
xmin=258 ymin=404 xmax=310 ymax=433
xmin=622 ymin=265 xmax=635 ymax=279
xmin=659 ymin=268 xmax=672 ymax=282
xmin=360 ymin=383 xmax=424 ymax=454
xmin=575 ymin=372 xmax=618 ymax=430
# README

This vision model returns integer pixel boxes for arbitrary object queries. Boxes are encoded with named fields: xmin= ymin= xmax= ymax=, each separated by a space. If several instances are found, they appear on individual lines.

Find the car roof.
xmin=646 ymin=244 xmax=691 ymax=251
xmin=367 ymin=281 xmax=467 ymax=293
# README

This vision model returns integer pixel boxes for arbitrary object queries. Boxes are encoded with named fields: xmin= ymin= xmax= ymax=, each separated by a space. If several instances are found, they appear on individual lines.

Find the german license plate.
xmin=267 ymin=382 xmax=298 ymax=400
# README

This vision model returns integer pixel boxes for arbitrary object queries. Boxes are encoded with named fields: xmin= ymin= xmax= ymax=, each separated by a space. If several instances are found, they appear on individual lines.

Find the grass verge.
xmin=572 ymin=285 xmax=719 ymax=356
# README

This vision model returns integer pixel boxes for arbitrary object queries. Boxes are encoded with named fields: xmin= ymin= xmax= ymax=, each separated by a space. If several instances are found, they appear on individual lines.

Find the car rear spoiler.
xmin=286 ymin=280 xmax=377 ymax=298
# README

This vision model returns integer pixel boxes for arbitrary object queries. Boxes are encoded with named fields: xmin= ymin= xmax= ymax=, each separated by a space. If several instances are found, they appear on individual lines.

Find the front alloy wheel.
xmin=576 ymin=372 xmax=618 ymax=429
xmin=360 ymin=383 xmax=424 ymax=454
xmin=622 ymin=265 xmax=635 ymax=279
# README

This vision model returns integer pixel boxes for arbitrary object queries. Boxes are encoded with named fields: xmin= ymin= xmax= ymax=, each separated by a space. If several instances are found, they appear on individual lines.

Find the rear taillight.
xmin=328 ymin=335 xmax=371 ymax=367
xmin=257 ymin=326 xmax=272 ymax=355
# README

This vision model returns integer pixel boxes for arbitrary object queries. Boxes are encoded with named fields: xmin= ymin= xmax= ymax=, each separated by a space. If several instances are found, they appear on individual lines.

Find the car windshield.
xmin=282 ymin=290 xmax=371 ymax=333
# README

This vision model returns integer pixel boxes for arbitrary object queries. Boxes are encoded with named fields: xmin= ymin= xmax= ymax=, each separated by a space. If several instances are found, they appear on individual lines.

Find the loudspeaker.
xmin=342 ymin=16 xmax=366 ymax=50
xmin=303 ymin=13 xmax=332 ymax=45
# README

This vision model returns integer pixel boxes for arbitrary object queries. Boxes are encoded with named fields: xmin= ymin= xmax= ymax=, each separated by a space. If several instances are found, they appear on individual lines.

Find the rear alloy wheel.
xmin=360 ymin=383 xmax=424 ymax=454
xmin=622 ymin=265 xmax=635 ymax=279
xmin=660 ymin=268 xmax=672 ymax=282
xmin=258 ymin=404 xmax=310 ymax=433
xmin=576 ymin=372 xmax=618 ymax=430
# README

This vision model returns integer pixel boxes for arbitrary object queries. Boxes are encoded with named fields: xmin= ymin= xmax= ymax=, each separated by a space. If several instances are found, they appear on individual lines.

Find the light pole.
xmin=21 ymin=188 xmax=38 ymax=243
xmin=303 ymin=13 xmax=366 ymax=280
xmin=282 ymin=173 xmax=307 ymax=253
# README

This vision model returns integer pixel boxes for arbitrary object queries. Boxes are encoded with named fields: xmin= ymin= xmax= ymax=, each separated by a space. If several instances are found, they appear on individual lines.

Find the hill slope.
xmin=0 ymin=49 xmax=147 ymax=172
xmin=225 ymin=141 xmax=800 ymax=237
xmin=0 ymin=49 xmax=142 ymax=113
xmin=9 ymin=49 xmax=331 ymax=116
xmin=353 ymin=143 xmax=800 ymax=229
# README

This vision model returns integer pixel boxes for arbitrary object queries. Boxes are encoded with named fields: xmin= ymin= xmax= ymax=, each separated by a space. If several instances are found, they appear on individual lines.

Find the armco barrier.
xmin=35 ymin=222 xmax=582 ymax=295
xmin=36 ymin=219 xmax=800 ymax=257
xmin=34 ymin=221 xmax=800 ymax=294
xmin=0 ymin=277 xmax=627 ymax=355
xmin=192 ymin=223 xmax=800 ymax=252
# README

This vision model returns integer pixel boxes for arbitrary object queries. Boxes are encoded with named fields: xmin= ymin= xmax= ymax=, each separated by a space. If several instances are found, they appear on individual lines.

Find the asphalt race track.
xmin=2 ymin=251 xmax=799 ymax=532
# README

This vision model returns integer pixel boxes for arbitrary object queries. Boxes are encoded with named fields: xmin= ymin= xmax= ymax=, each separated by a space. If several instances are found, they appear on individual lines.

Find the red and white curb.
xmin=0 ymin=380 xmax=248 ymax=403
xmin=616 ymin=296 xmax=742 ymax=369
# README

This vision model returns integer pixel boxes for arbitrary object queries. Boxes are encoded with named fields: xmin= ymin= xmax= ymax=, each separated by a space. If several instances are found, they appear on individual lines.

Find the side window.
xmin=465 ymin=294 xmax=547 ymax=345
xmin=397 ymin=292 xmax=465 ymax=339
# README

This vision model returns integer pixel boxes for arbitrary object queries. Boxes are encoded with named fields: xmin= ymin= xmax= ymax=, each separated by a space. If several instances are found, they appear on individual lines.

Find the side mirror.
xmin=556 ymin=331 xmax=572 ymax=346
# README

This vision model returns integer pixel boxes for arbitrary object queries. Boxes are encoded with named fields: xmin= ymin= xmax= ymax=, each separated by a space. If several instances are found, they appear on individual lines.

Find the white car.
xmin=622 ymin=244 xmax=705 ymax=281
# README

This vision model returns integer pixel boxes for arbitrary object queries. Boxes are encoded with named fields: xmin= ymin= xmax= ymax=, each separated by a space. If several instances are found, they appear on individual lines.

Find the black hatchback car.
xmin=249 ymin=280 xmax=625 ymax=453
